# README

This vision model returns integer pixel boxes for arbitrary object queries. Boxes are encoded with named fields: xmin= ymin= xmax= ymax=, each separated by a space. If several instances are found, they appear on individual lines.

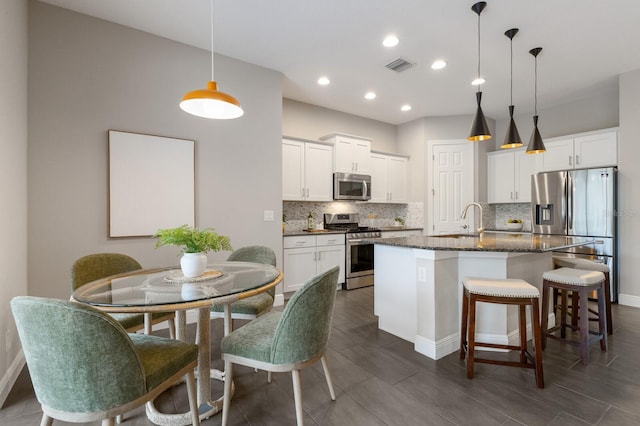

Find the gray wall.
xmin=619 ymin=69 xmax=640 ymax=304
xmin=492 ymin=89 xmax=619 ymax=150
xmin=28 ymin=3 xmax=283 ymax=301
xmin=397 ymin=115 xmax=494 ymax=204
xmin=283 ymin=99 xmax=397 ymax=152
xmin=0 ymin=0 xmax=28 ymax=405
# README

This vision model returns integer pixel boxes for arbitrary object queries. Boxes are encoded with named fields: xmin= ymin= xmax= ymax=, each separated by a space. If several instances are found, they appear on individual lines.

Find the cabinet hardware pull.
xmin=515 ymin=191 xmax=518 ymax=200
xmin=569 ymin=156 xmax=572 ymax=166
xmin=576 ymin=154 xmax=580 ymax=165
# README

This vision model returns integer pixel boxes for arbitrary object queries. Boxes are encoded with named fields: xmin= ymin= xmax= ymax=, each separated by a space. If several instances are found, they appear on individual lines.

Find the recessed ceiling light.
xmin=401 ymin=105 xmax=412 ymax=112
xmin=431 ymin=60 xmax=447 ymax=70
xmin=471 ymin=77 xmax=486 ymax=86
xmin=365 ymin=92 xmax=376 ymax=100
xmin=383 ymin=35 xmax=399 ymax=47
xmin=317 ymin=76 xmax=330 ymax=86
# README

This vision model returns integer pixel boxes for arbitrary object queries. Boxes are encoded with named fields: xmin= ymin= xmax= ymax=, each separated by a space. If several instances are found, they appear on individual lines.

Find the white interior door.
xmin=428 ymin=140 xmax=475 ymax=235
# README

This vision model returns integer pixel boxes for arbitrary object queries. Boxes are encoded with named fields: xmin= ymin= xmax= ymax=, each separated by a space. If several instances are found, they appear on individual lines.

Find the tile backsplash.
xmin=283 ymin=201 xmax=424 ymax=232
xmin=283 ymin=201 xmax=532 ymax=233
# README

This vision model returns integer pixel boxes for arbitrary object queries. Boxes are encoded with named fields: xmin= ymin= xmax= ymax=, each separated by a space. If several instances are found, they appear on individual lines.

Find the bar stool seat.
xmin=541 ymin=267 xmax=607 ymax=365
xmin=460 ymin=277 xmax=544 ymax=388
xmin=552 ymin=256 xmax=613 ymax=334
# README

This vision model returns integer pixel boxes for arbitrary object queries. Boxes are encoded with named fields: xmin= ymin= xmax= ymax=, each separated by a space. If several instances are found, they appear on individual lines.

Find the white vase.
xmin=180 ymin=252 xmax=208 ymax=277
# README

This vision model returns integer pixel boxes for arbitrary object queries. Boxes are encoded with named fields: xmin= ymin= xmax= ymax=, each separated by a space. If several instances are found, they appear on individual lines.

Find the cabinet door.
xmin=514 ymin=150 xmax=536 ymax=202
xmin=537 ymin=138 xmax=574 ymax=172
xmin=334 ymin=137 xmax=355 ymax=173
xmin=305 ymin=143 xmax=333 ymax=201
xmin=487 ymin=151 xmax=515 ymax=203
xmin=317 ymin=245 xmax=345 ymax=285
xmin=283 ymin=246 xmax=317 ymax=292
xmin=574 ymin=130 xmax=617 ymax=168
xmin=333 ymin=136 xmax=371 ymax=173
xmin=352 ymin=140 xmax=371 ymax=173
xmin=388 ymin=156 xmax=407 ymax=202
xmin=282 ymin=139 xmax=305 ymax=200
xmin=369 ymin=153 xmax=389 ymax=202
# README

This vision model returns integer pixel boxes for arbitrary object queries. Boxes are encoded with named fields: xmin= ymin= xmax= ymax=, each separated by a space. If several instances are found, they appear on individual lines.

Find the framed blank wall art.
xmin=108 ymin=130 xmax=195 ymax=237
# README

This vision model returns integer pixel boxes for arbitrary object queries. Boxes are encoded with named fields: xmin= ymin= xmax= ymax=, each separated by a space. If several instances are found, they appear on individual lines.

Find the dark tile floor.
xmin=2 ymin=287 xmax=640 ymax=425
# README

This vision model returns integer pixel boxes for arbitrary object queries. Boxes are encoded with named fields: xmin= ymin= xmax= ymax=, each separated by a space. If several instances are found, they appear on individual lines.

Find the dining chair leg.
xmin=460 ymin=288 xmax=469 ymax=360
xmin=168 ymin=317 xmax=176 ymax=339
xmin=222 ymin=360 xmax=233 ymax=426
xmin=40 ymin=415 xmax=53 ymax=426
xmin=186 ymin=370 xmax=200 ymax=426
xmin=291 ymin=369 xmax=304 ymax=426
xmin=320 ymin=355 xmax=336 ymax=400
xmin=115 ymin=414 xmax=123 ymax=424
xmin=102 ymin=419 xmax=115 ymax=426
xmin=144 ymin=313 xmax=152 ymax=335
xmin=519 ymin=305 xmax=527 ymax=364
xmin=267 ymin=371 xmax=273 ymax=383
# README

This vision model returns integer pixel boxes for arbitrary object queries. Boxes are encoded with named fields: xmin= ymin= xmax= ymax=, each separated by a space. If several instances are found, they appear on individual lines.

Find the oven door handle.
xmin=348 ymin=239 xmax=365 ymax=244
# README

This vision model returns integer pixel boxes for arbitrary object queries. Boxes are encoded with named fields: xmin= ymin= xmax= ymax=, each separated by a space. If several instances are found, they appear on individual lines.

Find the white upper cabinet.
xmin=487 ymin=148 xmax=536 ymax=203
xmin=370 ymin=152 xmax=408 ymax=203
xmin=536 ymin=128 xmax=618 ymax=172
xmin=282 ymin=138 xmax=333 ymax=201
xmin=320 ymin=133 xmax=372 ymax=174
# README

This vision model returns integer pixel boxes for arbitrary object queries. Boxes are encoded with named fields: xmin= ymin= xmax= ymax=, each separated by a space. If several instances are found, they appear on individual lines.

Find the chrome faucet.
xmin=460 ymin=202 xmax=484 ymax=235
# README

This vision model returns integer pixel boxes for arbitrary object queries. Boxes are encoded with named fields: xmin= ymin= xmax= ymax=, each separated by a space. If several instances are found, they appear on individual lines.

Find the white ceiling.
xmin=39 ymin=0 xmax=640 ymax=125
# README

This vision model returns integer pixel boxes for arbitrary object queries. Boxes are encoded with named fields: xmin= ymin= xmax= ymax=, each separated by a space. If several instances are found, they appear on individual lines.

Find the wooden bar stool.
xmin=553 ymin=257 xmax=613 ymax=334
xmin=460 ymin=277 xmax=544 ymax=388
xmin=541 ymin=267 xmax=607 ymax=365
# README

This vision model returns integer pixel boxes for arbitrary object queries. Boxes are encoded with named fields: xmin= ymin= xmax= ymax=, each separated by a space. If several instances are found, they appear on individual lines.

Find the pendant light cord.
xmin=210 ymin=0 xmax=215 ymax=81
xmin=477 ymin=12 xmax=481 ymax=94
xmin=534 ymin=56 xmax=538 ymax=115
xmin=509 ymin=37 xmax=513 ymax=105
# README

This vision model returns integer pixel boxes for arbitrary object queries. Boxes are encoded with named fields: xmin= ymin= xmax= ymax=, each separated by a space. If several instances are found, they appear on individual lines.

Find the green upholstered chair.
xmin=72 ymin=253 xmax=175 ymax=336
xmin=210 ymin=246 xmax=278 ymax=326
xmin=220 ymin=266 xmax=339 ymax=426
xmin=10 ymin=296 xmax=200 ymax=426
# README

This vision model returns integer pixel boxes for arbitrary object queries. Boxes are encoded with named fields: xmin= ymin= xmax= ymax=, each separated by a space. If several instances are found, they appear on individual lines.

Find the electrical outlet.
xmin=263 ymin=210 xmax=274 ymax=221
xmin=418 ymin=266 xmax=427 ymax=282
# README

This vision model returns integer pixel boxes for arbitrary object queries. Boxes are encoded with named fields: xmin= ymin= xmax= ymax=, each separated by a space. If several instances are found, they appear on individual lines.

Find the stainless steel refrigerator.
xmin=531 ymin=167 xmax=618 ymax=301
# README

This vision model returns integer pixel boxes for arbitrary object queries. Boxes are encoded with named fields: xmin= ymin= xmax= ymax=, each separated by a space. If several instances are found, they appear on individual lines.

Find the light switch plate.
xmin=263 ymin=210 xmax=274 ymax=221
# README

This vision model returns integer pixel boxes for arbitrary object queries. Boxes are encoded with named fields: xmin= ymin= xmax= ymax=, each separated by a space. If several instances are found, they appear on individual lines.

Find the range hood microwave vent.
xmin=385 ymin=58 xmax=414 ymax=72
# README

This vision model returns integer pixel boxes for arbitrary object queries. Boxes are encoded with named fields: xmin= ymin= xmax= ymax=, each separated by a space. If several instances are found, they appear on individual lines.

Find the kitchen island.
xmin=372 ymin=232 xmax=596 ymax=360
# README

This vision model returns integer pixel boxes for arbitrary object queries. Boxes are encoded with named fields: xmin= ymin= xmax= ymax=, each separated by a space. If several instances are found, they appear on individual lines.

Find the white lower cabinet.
xmin=283 ymin=234 xmax=345 ymax=292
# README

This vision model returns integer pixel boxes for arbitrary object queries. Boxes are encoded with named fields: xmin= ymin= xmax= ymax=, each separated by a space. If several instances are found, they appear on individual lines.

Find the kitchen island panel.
xmin=374 ymin=244 xmax=555 ymax=360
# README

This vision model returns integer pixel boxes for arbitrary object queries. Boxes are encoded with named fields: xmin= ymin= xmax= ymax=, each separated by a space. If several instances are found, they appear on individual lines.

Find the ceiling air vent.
xmin=385 ymin=58 xmax=414 ymax=72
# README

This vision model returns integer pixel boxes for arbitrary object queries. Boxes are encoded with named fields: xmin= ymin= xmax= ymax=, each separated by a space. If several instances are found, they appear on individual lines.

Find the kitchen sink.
xmin=431 ymin=233 xmax=481 ymax=239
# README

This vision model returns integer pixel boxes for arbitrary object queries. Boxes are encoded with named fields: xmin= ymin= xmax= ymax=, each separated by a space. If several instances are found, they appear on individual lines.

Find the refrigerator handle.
xmin=567 ymin=173 xmax=573 ymax=231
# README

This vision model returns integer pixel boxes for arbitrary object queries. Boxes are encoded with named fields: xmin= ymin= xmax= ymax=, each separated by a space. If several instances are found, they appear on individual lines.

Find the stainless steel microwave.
xmin=333 ymin=172 xmax=371 ymax=201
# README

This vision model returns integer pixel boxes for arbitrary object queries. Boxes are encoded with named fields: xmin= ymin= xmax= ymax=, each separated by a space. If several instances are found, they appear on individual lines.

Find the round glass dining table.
xmin=72 ymin=261 xmax=283 ymax=425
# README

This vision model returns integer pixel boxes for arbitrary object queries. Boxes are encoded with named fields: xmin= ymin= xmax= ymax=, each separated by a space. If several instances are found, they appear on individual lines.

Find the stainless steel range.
xmin=324 ymin=213 xmax=381 ymax=290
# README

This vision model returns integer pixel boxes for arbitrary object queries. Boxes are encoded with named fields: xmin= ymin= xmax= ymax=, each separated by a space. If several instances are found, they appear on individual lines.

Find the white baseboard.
xmin=273 ymin=293 xmax=285 ymax=307
xmin=0 ymin=349 xmax=25 ymax=408
xmin=414 ymin=333 xmax=459 ymax=360
xmin=618 ymin=293 xmax=640 ymax=308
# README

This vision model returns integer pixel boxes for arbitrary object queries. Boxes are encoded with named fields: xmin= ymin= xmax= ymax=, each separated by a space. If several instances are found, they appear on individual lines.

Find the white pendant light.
xmin=180 ymin=0 xmax=243 ymax=119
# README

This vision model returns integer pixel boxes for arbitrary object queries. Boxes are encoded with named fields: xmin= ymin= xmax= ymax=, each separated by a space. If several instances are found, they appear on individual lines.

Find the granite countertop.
xmin=283 ymin=229 xmax=347 ymax=237
xmin=284 ymin=226 xmax=423 ymax=237
xmin=370 ymin=232 xmax=596 ymax=253
xmin=379 ymin=226 xmax=423 ymax=232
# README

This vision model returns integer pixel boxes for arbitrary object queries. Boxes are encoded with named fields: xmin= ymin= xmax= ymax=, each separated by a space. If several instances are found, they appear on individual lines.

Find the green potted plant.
xmin=506 ymin=219 xmax=523 ymax=231
xmin=282 ymin=213 xmax=287 ymax=234
xmin=154 ymin=225 xmax=232 ymax=277
xmin=394 ymin=217 xmax=405 ymax=227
